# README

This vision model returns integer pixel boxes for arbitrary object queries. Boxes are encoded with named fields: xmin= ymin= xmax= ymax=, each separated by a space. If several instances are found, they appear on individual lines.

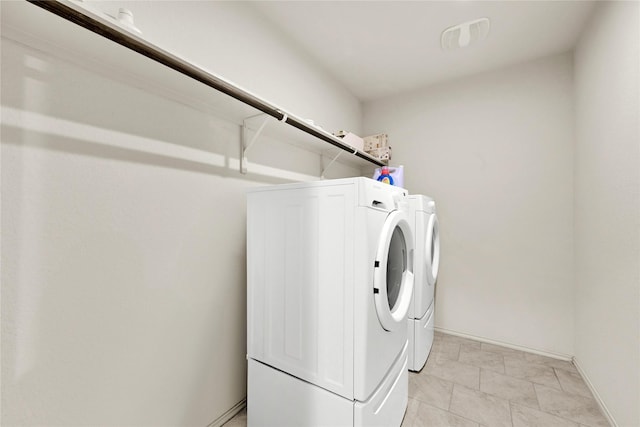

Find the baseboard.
xmin=434 ymin=326 xmax=574 ymax=361
xmin=572 ymin=357 xmax=617 ymax=427
xmin=207 ymin=398 xmax=246 ymax=427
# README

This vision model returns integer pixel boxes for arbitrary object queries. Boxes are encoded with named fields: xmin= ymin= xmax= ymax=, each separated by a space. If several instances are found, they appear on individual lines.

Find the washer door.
xmin=426 ymin=214 xmax=440 ymax=286
xmin=373 ymin=210 xmax=415 ymax=331
xmin=424 ymin=214 xmax=440 ymax=286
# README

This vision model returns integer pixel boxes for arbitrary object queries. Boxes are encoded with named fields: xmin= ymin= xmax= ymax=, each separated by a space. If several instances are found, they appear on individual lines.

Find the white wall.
xmin=364 ymin=54 xmax=575 ymax=357
xmin=573 ymin=2 xmax=640 ymax=426
xmin=88 ymin=0 xmax=362 ymax=133
xmin=1 ymin=1 xmax=362 ymax=425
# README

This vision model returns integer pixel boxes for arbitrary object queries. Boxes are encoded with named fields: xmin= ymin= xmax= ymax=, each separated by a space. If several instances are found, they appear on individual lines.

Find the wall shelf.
xmin=3 ymin=0 xmax=384 ymax=173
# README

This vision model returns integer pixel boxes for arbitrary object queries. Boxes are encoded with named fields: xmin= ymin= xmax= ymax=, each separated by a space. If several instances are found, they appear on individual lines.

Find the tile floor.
xmin=224 ymin=332 xmax=610 ymax=427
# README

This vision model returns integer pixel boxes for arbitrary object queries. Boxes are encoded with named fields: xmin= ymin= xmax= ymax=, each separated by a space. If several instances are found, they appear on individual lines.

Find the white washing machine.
xmin=247 ymin=177 xmax=415 ymax=426
xmin=407 ymin=195 xmax=440 ymax=372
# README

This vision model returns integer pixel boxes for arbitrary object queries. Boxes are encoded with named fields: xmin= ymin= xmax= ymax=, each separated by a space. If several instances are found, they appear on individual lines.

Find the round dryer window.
xmin=425 ymin=214 xmax=440 ymax=286
xmin=386 ymin=227 xmax=407 ymax=311
xmin=373 ymin=210 xmax=415 ymax=331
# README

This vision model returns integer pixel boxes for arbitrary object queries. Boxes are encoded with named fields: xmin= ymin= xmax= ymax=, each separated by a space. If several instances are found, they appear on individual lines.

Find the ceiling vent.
xmin=441 ymin=18 xmax=490 ymax=50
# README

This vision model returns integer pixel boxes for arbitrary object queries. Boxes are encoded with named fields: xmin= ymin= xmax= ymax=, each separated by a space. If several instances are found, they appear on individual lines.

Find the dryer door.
xmin=425 ymin=213 xmax=440 ymax=286
xmin=373 ymin=210 xmax=415 ymax=331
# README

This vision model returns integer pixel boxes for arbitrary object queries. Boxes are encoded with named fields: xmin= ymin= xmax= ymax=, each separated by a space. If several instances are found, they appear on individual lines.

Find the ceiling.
xmin=249 ymin=1 xmax=597 ymax=101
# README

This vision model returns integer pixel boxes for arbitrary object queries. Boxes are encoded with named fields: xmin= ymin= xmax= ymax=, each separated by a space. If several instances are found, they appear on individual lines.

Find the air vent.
xmin=441 ymin=18 xmax=490 ymax=50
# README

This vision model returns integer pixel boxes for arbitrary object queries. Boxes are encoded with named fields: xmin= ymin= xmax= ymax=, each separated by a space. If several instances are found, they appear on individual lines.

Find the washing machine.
xmin=246 ymin=177 xmax=415 ymax=426
xmin=407 ymin=195 xmax=440 ymax=372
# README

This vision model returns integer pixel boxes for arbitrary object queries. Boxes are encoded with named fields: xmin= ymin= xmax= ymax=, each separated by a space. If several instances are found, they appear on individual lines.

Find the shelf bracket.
xmin=240 ymin=112 xmax=288 ymax=174
xmin=240 ymin=114 xmax=270 ymax=174
xmin=321 ymin=146 xmax=357 ymax=179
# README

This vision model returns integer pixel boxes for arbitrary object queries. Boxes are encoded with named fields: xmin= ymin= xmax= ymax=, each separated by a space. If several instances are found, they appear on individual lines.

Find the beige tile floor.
xmin=224 ymin=332 xmax=610 ymax=427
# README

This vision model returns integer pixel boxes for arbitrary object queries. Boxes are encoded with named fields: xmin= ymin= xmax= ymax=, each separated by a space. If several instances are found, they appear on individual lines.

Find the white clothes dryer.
xmin=407 ymin=195 xmax=440 ymax=372
xmin=247 ymin=177 xmax=414 ymax=427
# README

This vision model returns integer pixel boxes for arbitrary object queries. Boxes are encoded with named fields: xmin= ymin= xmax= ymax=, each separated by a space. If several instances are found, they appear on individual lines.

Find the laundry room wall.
xmin=573 ymin=2 xmax=640 ymax=426
xmin=363 ymin=53 xmax=575 ymax=357
xmin=1 ymin=1 xmax=362 ymax=426
xmin=86 ymin=0 xmax=362 ymax=133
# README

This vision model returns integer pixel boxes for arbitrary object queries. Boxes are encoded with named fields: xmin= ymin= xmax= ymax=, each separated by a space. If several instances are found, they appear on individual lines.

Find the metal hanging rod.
xmin=27 ymin=0 xmax=385 ymax=167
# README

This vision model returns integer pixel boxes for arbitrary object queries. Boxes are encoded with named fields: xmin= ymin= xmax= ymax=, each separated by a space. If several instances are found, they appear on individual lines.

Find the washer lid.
xmin=373 ymin=210 xmax=415 ymax=331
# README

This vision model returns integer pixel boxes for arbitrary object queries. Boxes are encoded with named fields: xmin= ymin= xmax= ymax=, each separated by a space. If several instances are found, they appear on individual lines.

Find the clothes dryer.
xmin=407 ymin=195 xmax=440 ymax=372
xmin=247 ymin=177 xmax=414 ymax=426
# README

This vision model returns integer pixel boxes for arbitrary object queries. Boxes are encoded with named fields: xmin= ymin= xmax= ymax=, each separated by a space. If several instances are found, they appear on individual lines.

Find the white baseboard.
xmin=573 ymin=357 xmax=617 ymax=427
xmin=207 ymin=398 xmax=246 ymax=427
xmin=434 ymin=326 xmax=574 ymax=361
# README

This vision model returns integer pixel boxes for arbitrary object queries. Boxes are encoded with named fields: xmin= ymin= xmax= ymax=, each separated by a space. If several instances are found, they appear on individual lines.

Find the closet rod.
xmin=27 ymin=0 xmax=385 ymax=167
